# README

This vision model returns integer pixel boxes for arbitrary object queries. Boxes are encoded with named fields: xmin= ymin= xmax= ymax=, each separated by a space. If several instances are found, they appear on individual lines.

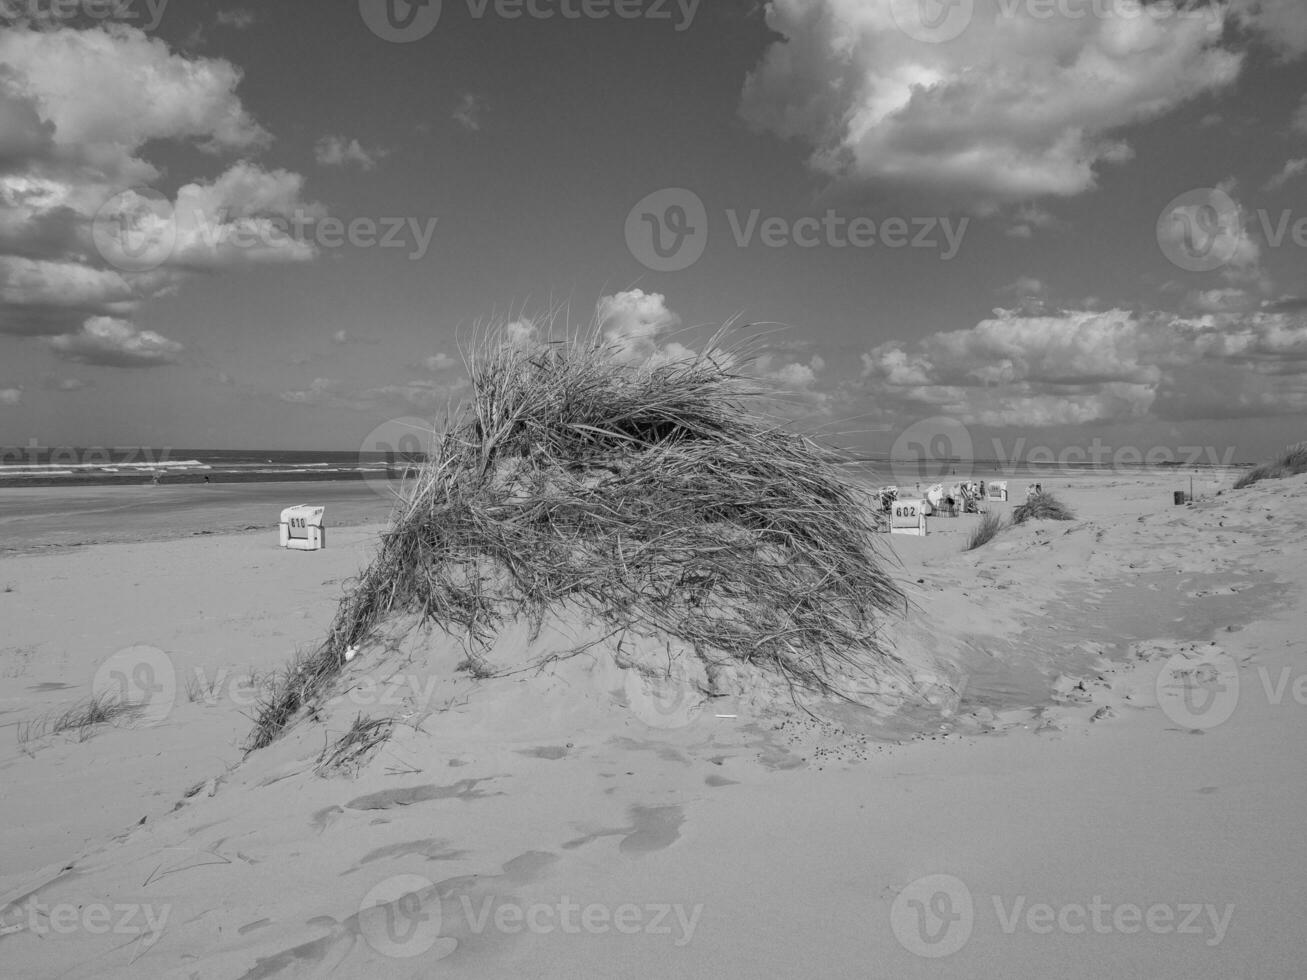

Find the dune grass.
xmin=1233 ymin=442 xmax=1307 ymax=489
xmin=965 ymin=512 xmax=1005 ymax=550
xmin=247 ymin=327 xmax=905 ymax=750
xmin=17 ymin=694 xmax=143 ymax=749
xmin=1012 ymin=491 xmax=1075 ymax=525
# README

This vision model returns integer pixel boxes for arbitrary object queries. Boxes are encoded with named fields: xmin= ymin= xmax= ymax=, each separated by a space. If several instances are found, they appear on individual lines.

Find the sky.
xmin=1 ymin=0 xmax=1306 ymax=465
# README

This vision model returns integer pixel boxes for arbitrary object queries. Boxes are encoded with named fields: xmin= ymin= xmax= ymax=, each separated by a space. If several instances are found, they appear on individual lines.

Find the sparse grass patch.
xmin=17 ymin=694 xmax=143 ymax=748
xmin=247 ymin=323 xmax=906 ymax=749
xmin=316 ymin=714 xmax=394 ymax=777
xmin=245 ymin=647 xmax=338 ymax=751
xmin=1233 ymin=442 xmax=1307 ymax=489
xmin=1012 ymin=491 xmax=1075 ymax=525
xmin=965 ymin=512 xmax=1005 ymax=551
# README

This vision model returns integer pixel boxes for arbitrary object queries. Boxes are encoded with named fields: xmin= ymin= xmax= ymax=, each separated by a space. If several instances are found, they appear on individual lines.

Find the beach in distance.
xmin=2 ymin=464 xmax=1304 ymax=979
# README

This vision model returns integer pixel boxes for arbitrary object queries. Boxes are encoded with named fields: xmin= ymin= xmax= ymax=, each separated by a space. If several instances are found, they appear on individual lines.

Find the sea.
xmin=0 ymin=447 xmax=426 ymax=487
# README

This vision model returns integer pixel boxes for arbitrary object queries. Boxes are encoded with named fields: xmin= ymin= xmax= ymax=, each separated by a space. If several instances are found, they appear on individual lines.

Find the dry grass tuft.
xmin=18 ymin=694 xmax=143 ymax=748
xmin=965 ymin=512 xmax=1005 ymax=550
xmin=247 ymin=325 xmax=905 ymax=748
xmin=1233 ymin=442 xmax=1307 ymax=489
xmin=316 ymin=714 xmax=394 ymax=777
xmin=1012 ymin=491 xmax=1075 ymax=524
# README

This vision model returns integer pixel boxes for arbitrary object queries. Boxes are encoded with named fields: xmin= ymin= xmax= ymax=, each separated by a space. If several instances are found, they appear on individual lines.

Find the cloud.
xmin=861 ymin=306 xmax=1307 ymax=426
xmin=1005 ymin=204 xmax=1061 ymax=239
xmin=504 ymin=318 xmax=539 ymax=347
xmin=1232 ymin=0 xmax=1307 ymax=60
xmin=314 ymin=136 xmax=384 ymax=171
xmin=40 ymin=374 xmax=89 ymax=391
xmin=216 ymin=8 xmax=258 ymax=29
xmin=0 ymin=27 xmax=319 ymax=358
xmin=423 ymin=352 xmax=457 ymax=372
xmin=279 ymin=377 xmax=339 ymax=406
xmin=1294 ymin=95 xmax=1307 ymax=134
xmin=1156 ymin=181 xmax=1267 ymax=289
xmin=452 ymin=93 xmax=489 ymax=132
xmin=46 ymin=316 xmax=183 ymax=367
xmin=0 ymin=386 xmax=21 ymax=405
xmin=597 ymin=289 xmax=683 ymax=362
xmin=0 ymin=26 xmax=268 ymax=179
xmin=1265 ymin=158 xmax=1307 ymax=191
xmin=279 ymin=376 xmax=467 ymax=412
xmin=332 ymin=329 xmax=380 ymax=345
xmin=739 ymin=0 xmax=1242 ymax=208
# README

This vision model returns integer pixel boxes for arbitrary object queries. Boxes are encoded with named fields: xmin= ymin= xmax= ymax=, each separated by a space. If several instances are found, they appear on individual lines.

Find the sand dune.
xmin=2 ymin=470 xmax=1304 ymax=978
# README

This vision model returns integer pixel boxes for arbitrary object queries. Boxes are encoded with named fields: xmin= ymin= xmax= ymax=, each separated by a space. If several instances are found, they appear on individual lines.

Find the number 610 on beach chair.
xmin=279 ymin=505 xmax=326 ymax=551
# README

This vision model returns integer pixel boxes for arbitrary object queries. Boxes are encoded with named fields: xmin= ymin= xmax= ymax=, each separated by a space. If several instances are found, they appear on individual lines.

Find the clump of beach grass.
xmin=247 ymin=324 xmax=905 ymax=749
xmin=1012 ymin=491 xmax=1075 ymax=524
xmin=1233 ymin=441 xmax=1307 ymax=489
xmin=316 ymin=714 xmax=394 ymax=777
xmin=17 ymin=694 xmax=143 ymax=748
xmin=965 ymin=512 xmax=1005 ymax=550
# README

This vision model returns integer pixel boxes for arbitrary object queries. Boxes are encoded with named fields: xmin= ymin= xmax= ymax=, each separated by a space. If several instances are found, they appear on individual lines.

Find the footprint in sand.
xmin=344 ymin=778 xmax=500 ymax=811
xmin=561 ymin=804 xmax=685 ymax=855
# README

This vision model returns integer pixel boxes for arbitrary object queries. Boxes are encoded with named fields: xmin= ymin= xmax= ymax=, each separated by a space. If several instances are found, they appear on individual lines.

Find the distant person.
xmin=203 ymin=475 xmax=210 ymax=484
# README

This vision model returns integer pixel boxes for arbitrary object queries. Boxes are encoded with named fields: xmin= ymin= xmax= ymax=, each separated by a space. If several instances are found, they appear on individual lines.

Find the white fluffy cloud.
xmin=740 ymin=0 xmax=1243 ymax=208
xmin=46 ymin=315 xmax=183 ymax=367
xmin=1265 ymin=158 xmax=1307 ymax=191
xmin=314 ymin=136 xmax=384 ymax=171
xmin=0 ymin=25 xmax=267 ymax=185
xmin=453 ymin=93 xmax=489 ymax=132
xmin=0 ymin=25 xmax=317 ymax=366
xmin=862 ymin=306 xmax=1307 ymax=425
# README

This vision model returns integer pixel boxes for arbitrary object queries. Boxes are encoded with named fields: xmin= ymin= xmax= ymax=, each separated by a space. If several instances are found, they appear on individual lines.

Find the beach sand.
xmin=1 ymin=471 xmax=1304 ymax=978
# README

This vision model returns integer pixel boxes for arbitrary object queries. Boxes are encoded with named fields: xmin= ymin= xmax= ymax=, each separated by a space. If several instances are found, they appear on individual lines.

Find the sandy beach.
xmin=2 ymin=468 xmax=1304 ymax=979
